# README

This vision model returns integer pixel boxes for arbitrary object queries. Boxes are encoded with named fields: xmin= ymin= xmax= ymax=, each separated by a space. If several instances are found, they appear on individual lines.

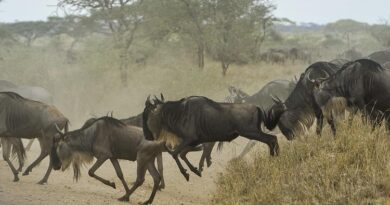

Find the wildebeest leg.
xmin=202 ymin=142 xmax=215 ymax=169
xmin=179 ymin=146 xmax=201 ymax=177
xmin=37 ymin=161 xmax=53 ymax=185
xmin=165 ymin=140 xmax=194 ymax=181
xmin=1 ymin=138 xmax=19 ymax=182
xmin=88 ymin=158 xmax=116 ymax=189
xmin=237 ymin=141 xmax=256 ymax=158
xmin=25 ymin=139 xmax=35 ymax=151
xmin=110 ymin=158 xmax=131 ymax=202
xmin=141 ymin=162 xmax=161 ymax=205
xmin=240 ymin=131 xmax=279 ymax=156
xmin=156 ymin=152 xmax=165 ymax=190
xmin=23 ymin=137 xmax=51 ymax=177
xmin=126 ymin=162 xmax=148 ymax=202
xmin=327 ymin=113 xmax=336 ymax=137
xmin=315 ymin=112 xmax=324 ymax=136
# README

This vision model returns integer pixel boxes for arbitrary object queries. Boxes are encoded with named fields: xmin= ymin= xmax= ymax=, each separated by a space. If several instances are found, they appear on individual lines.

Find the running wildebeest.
xmin=265 ymin=62 xmax=341 ymax=140
xmin=0 ymin=92 xmax=68 ymax=183
xmin=143 ymin=95 xmax=279 ymax=181
xmin=0 ymin=80 xmax=53 ymax=158
xmin=51 ymin=117 xmax=162 ymax=204
xmin=226 ymin=79 xmax=296 ymax=158
xmin=311 ymin=59 xmax=390 ymax=130
xmin=123 ymin=110 xmax=217 ymax=174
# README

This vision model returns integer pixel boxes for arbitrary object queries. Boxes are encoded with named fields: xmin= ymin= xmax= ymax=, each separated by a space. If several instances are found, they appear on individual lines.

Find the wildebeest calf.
xmin=51 ymin=117 xmax=163 ymax=204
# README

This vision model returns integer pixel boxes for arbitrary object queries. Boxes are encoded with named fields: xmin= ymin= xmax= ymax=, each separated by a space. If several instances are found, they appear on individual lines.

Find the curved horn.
xmin=306 ymin=69 xmax=316 ymax=83
xmin=54 ymin=124 xmax=63 ymax=135
xmin=145 ymin=95 xmax=151 ymax=106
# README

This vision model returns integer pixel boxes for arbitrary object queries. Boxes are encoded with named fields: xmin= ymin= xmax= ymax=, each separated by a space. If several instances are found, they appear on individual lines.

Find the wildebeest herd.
xmin=1 ymin=50 xmax=390 ymax=204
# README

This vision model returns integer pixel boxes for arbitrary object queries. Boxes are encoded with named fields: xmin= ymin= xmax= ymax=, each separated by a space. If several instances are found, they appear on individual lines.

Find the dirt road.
xmin=0 ymin=138 xmax=258 ymax=205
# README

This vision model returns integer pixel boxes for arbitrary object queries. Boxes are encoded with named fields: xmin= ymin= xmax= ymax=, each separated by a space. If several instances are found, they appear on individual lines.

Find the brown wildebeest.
xmin=51 ymin=116 xmax=163 ymax=204
xmin=0 ymin=92 xmax=68 ymax=183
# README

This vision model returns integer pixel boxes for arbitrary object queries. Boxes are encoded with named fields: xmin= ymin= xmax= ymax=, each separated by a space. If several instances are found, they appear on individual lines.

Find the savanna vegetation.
xmin=0 ymin=0 xmax=389 ymax=204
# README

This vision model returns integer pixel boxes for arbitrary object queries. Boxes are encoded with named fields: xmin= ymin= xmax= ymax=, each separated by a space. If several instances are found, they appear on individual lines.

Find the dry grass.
xmin=212 ymin=120 xmax=390 ymax=205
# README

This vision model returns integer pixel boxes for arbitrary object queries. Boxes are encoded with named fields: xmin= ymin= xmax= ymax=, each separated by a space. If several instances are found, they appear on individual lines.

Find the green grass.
xmin=212 ymin=120 xmax=390 ymax=205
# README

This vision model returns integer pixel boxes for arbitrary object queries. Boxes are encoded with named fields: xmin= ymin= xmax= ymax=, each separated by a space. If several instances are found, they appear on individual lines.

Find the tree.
xmin=59 ymin=0 xmax=145 ymax=86
xmin=6 ymin=21 xmax=51 ymax=46
xmin=370 ymin=22 xmax=390 ymax=48
xmin=206 ymin=0 xmax=275 ymax=76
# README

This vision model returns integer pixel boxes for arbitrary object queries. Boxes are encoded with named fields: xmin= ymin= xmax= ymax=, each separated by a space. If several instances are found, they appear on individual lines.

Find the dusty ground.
xmin=0 ymin=137 xmax=263 ymax=205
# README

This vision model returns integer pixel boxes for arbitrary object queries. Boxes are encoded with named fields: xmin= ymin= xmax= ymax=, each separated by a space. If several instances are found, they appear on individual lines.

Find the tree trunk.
xmin=197 ymin=43 xmax=205 ymax=69
xmin=119 ymin=51 xmax=130 ymax=86
xmin=221 ymin=61 xmax=229 ymax=76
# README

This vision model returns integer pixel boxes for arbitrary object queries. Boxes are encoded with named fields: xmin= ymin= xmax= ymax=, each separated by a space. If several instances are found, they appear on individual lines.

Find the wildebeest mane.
xmin=80 ymin=116 xmax=125 ymax=130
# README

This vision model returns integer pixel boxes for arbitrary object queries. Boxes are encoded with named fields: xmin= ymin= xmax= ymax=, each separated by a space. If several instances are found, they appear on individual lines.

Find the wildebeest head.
xmin=143 ymin=94 xmax=165 ymax=141
xmin=51 ymin=124 xmax=72 ymax=171
xmin=52 ymin=122 xmax=94 ymax=181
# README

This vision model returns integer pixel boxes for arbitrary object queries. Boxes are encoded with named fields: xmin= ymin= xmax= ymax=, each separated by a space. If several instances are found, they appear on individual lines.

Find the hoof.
xmin=118 ymin=195 xmax=129 ymax=202
xmin=139 ymin=200 xmax=152 ymax=205
xmin=22 ymin=172 xmax=29 ymax=176
xmin=37 ymin=180 xmax=47 ymax=185
xmin=158 ymin=184 xmax=165 ymax=191
xmin=109 ymin=182 xmax=116 ymax=189
xmin=190 ymin=167 xmax=202 ymax=177
xmin=182 ymin=172 xmax=190 ymax=181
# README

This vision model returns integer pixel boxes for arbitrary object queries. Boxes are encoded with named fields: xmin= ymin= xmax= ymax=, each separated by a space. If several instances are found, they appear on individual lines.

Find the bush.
xmin=212 ymin=120 xmax=390 ymax=205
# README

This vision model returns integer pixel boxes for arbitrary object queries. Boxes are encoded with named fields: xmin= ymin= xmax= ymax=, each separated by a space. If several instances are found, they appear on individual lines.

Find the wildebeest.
xmin=143 ymin=95 xmax=279 ymax=181
xmin=367 ymin=50 xmax=390 ymax=65
xmin=226 ymin=80 xmax=296 ymax=109
xmin=0 ymin=92 xmax=68 ymax=183
xmin=122 ymin=111 xmax=215 ymax=176
xmin=51 ymin=117 xmax=162 ymax=204
xmin=312 ymin=59 xmax=390 ymax=130
xmin=266 ymin=62 xmax=340 ymax=140
xmin=261 ymin=49 xmax=287 ymax=64
xmin=0 ymin=80 xmax=53 ymax=154
xmin=289 ymin=48 xmax=311 ymax=64
xmin=226 ymin=80 xmax=296 ymax=157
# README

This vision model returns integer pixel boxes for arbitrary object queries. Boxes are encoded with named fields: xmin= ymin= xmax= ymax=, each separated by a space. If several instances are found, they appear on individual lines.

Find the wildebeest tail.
xmin=11 ymin=138 xmax=26 ymax=164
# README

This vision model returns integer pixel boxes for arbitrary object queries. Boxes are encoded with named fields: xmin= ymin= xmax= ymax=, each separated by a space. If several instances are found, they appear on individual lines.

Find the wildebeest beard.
xmin=144 ymin=103 xmax=184 ymax=148
xmin=56 ymin=129 xmax=96 ymax=181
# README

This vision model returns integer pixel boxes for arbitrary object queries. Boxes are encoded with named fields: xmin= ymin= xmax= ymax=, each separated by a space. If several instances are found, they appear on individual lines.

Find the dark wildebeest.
xmin=312 ymin=59 xmax=390 ymax=130
xmin=122 ymin=112 xmax=214 ymax=175
xmin=226 ymin=80 xmax=296 ymax=157
xmin=0 ymin=92 xmax=68 ymax=183
xmin=143 ymin=95 xmax=279 ymax=181
xmin=266 ymin=62 xmax=341 ymax=140
xmin=367 ymin=50 xmax=390 ymax=65
xmin=51 ymin=117 xmax=162 ymax=204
